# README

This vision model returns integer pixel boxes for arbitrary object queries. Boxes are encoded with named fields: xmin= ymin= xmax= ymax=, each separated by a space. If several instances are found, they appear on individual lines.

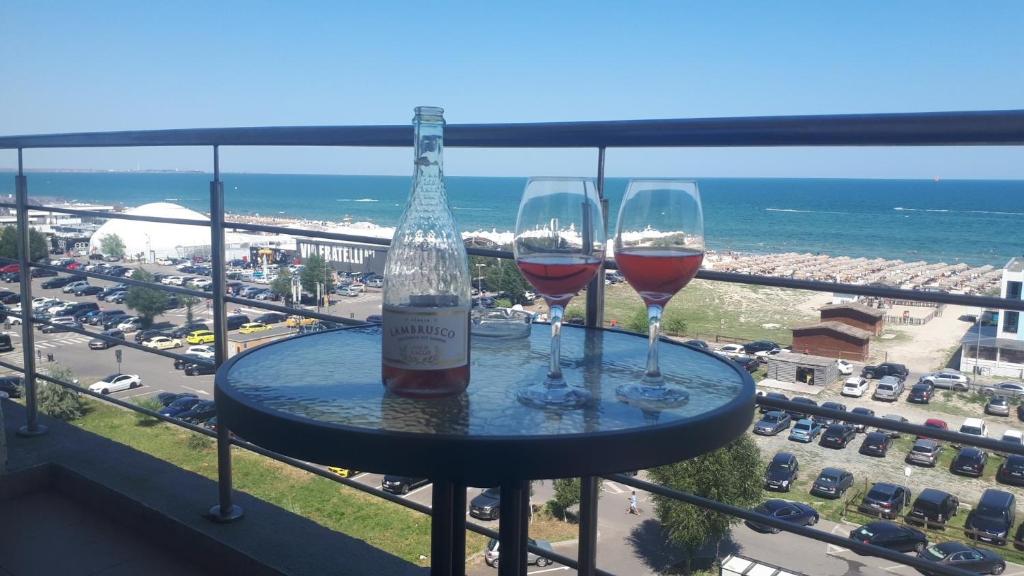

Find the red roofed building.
xmin=819 ymin=302 xmax=886 ymax=336
xmin=791 ymin=321 xmax=872 ymax=361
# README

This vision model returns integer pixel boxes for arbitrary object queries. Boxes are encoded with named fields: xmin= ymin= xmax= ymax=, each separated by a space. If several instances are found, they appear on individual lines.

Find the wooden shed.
xmin=791 ymin=321 xmax=872 ymax=361
xmin=765 ymin=352 xmax=840 ymax=387
xmin=819 ymin=302 xmax=885 ymax=336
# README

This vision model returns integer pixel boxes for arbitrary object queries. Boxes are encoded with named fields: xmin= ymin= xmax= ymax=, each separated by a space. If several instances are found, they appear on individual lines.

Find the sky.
xmin=1 ymin=1 xmax=1022 ymax=178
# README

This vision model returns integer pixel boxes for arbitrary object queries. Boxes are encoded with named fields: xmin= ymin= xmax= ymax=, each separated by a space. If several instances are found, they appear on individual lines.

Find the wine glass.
xmin=513 ymin=177 xmax=606 ymax=409
xmin=613 ymin=180 xmax=704 ymax=409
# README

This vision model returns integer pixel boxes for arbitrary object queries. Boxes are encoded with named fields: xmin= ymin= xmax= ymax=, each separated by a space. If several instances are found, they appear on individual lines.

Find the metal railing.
xmin=3 ymin=108 xmax=1024 ymax=576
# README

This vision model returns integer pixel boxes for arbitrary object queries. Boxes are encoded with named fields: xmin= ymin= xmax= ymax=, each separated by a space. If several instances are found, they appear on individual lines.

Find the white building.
xmin=960 ymin=257 xmax=1024 ymax=378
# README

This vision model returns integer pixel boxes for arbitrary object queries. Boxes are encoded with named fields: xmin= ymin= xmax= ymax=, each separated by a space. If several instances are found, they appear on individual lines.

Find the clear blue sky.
xmin=1 ymin=1 xmax=1022 ymax=177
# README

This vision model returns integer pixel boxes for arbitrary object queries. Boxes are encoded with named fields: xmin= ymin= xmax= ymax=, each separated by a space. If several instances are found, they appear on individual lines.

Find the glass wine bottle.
xmin=381 ymin=106 xmax=471 ymax=397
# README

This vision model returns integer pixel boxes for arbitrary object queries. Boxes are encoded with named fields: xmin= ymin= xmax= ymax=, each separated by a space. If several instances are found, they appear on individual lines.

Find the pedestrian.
xmin=628 ymin=491 xmax=639 ymax=515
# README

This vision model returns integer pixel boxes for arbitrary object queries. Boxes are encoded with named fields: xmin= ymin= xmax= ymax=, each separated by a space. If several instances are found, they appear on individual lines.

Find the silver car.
xmin=906 ymin=439 xmax=942 ymax=467
xmin=872 ymin=376 xmax=904 ymax=401
xmin=921 ymin=370 xmax=971 ymax=391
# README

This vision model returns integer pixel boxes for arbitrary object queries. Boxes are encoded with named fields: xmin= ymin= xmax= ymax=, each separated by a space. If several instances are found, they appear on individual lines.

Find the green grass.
xmin=70 ymin=400 xmax=515 ymax=564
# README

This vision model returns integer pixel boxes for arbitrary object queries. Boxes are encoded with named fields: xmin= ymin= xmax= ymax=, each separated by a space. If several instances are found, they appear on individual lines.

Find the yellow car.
xmin=185 ymin=330 xmax=216 ymax=345
xmin=285 ymin=315 xmax=317 ymax=328
xmin=328 ymin=466 xmax=359 ymax=478
xmin=239 ymin=322 xmax=270 ymax=334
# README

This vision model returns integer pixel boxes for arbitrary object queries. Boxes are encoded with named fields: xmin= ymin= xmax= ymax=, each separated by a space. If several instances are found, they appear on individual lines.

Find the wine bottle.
xmin=381 ymin=106 xmax=471 ymax=397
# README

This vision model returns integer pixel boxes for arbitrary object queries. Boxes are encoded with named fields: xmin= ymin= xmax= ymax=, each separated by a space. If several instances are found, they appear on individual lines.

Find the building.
xmin=791 ymin=321 xmax=872 ymax=361
xmin=818 ymin=302 xmax=886 ymax=335
xmin=960 ymin=257 xmax=1024 ymax=378
xmin=765 ymin=352 xmax=840 ymax=387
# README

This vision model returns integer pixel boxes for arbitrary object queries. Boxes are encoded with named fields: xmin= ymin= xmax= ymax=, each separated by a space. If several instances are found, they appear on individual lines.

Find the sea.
xmin=1 ymin=172 xmax=1021 ymax=266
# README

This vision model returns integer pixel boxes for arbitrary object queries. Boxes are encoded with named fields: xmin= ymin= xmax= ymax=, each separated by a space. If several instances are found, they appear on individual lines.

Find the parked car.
xmin=956 ymin=417 xmax=989 ymax=447
xmin=717 ymin=343 xmax=745 ymax=358
xmin=87 ymin=373 xmax=141 ymax=394
xmin=997 ymin=430 xmax=1023 ymax=457
xmin=786 ymin=397 xmax=818 ymax=420
xmin=982 ymin=382 xmax=1024 ymax=398
xmin=88 ymin=329 xmax=125 ymax=350
xmin=103 ymin=291 xmax=128 ymax=303
xmin=1018 ymin=404 xmax=1024 ymax=421
xmin=986 ymin=395 xmax=1012 ymax=417
xmin=920 ymin=370 xmax=971 ymax=391
xmin=849 ymin=521 xmax=927 ymax=553
xmin=849 ymin=407 xmax=875 ymax=432
xmin=186 ymin=330 xmax=216 ymax=344
xmin=61 ymin=280 xmax=90 ymax=294
xmin=226 ymin=314 xmax=251 ymax=331
xmin=878 ymin=414 xmax=909 ymax=438
xmin=156 ymin=392 xmax=197 ymax=407
xmin=0 ymin=375 xmax=22 ymax=398
xmin=810 ymin=467 xmax=853 ymax=499
xmin=159 ymin=396 xmax=203 ymax=417
xmin=40 ymin=275 xmax=81 ymax=289
xmin=74 ymin=285 xmax=104 ymax=296
xmin=254 ymin=312 xmax=288 ymax=325
xmin=754 ymin=411 xmax=792 ymax=436
xmin=327 ymin=466 xmax=359 ymax=478
xmin=965 ymin=489 xmax=1015 ymax=546
xmin=997 ymin=455 xmax=1024 ymax=487
xmin=917 ymin=541 xmax=1005 ymax=575
xmin=859 ymin=431 xmax=894 ymax=457
xmin=842 ymin=377 xmax=870 ymax=397
xmin=484 ymin=537 xmax=554 ymax=569
xmin=143 ymin=336 xmax=182 ymax=350
xmin=819 ymin=424 xmax=856 ymax=449
xmin=184 ymin=362 xmax=216 ymax=376
xmin=952 ymin=447 xmax=988 ymax=478
xmin=858 ymin=483 xmax=912 ymax=520
xmin=174 ymin=353 xmax=213 ymax=370
xmin=872 ymin=376 xmax=905 ymax=401
xmin=918 ymin=418 xmax=949 ymax=441
xmin=906 ymin=439 xmax=943 ymax=467
xmin=381 ymin=475 xmax=430 ymax=495
xmin=763 ymin=452 xmax=799 ymax=492
xmin=117 ymin=317 xmax=142 ymax=333
xmin=745 ymin=500 xmax=819 ymax=533
xmin=469 ymin=487 xmax=501 ymax=520
xmin=788 ymin=418 xmax=823 ymax=443
xmin=759 ymin=392 xmax=788 ymax=414
xmin=907 ymin=382 xmax=935 ymax=404
xmin=683 ymin=339 xmax=709 ymax=350
xmin=730 ymin=354 xmax=762 ymax=373
xmin=744 ymin=340 xmax=783 ymax=356
xmin=817 ymin=401 xmax=848 ymax=426
xmin=239 ymin=321 xmax=270 ymax=334
xmin=862 ymin=362 xmax=909 ymax=381
xmin=170 ymin=322 xmax=209 ymax=338
xmin=41 ymin=317 xmax=80 ymax=334
xmin=906 ymin=489 xmax=960 ymax=528
xmin=836 ymin=359 xmax=854 ymax=375
xmin=177 ymin=400 xmax=217 ymax=424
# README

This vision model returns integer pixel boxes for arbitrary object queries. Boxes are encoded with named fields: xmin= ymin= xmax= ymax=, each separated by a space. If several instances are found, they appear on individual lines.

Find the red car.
xmin=0 ymin=263 xmax=19 ymax=274
xmin=65 ymin=261 xmax=82 ymax=270
xmin=917 ymin=418 xmax=948 ymax=440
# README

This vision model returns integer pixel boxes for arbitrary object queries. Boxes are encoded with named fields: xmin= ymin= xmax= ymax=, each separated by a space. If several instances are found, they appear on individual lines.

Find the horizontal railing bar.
xmin=4 ymin=205 xmax=211 ymax=227
xmin=221 ymin=295 xmax=363 ymax=325
xmin=756 ymin=396 xmax=1024 ymax=455
xmin=606 ymin=473 xmax=980 ymax=576
xmin=2 ymin=109 xmax=1024 ymax=149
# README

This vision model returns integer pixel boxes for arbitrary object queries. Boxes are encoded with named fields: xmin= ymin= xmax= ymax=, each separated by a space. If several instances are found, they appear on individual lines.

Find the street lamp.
xmin=475 ymin=263 xmax=486 ymax=294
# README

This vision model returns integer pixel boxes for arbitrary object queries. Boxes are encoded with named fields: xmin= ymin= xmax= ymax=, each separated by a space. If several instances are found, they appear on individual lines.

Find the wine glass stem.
xmin=548 ymin=304 xmax=564 ymax=381
xmin=645 ymin=304 xmax=663 ymax=380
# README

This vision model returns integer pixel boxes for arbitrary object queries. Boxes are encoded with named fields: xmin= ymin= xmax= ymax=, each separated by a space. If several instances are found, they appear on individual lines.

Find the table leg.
xmin=498 ymin=480 xmax=530 ymax=576
xmin=431 ymin=478 xmax=466 ymax=576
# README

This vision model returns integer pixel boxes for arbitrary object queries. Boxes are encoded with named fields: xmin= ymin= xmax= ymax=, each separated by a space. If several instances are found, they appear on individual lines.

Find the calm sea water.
xmin=1 ymin=172 xmax=1021 ymax=266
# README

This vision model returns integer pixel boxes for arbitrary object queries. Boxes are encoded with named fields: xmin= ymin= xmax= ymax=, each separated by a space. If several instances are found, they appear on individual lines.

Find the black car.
xmin=744 ymin=500 xmax=818 ymax=533
xmin=381 ymin=475 xmax=430 ymax=495
xmin=965 ymin=489 xmax=1015 ymax=546
xmin=90 ymin=309 xmax=126 ymax=326
xmin=254 ymin=312 xmax=287 ymax=325
xmin=753 ymin=411 xmax=791 ymax=436
xmin=135 ymin=328 xmax=174 ymax=344
xmin=74 ymin=285 xmax=105 ymax=296
xmin=174 ymin=353 xmax=213 ymax=370
xmin=907 ymin=382 xmax=935 ymax=403
xmin=96 ymin=286 xmax=127 ymax=300
xmin=157 ymin=392 xmax=198 ymax=407
xmin=997 ymin=454 xmax=1024 ymax=487
xmin=819 ymin=424 xmax=856 ymax=449
xmin=177 ymin=400 xmax=217 ymax=424
xmin=859 ymin=431 xmax=893 ymax=457
xmin=40 ymin=275 xmax=81 ymax=288
xmin=858 ymin=482 xmax=911 ymax=520
xmin=160 ymin=397 xmax=203 ymax=418
xmin=763 ymin=452 xmax=799 ymax=492
xmin=469 ymin=487 xmax=501 ymax=520
xmin=861 ymin=362 xmax=909 ymax=381
xmin=810 ymin=467 xmax=854 ymax=499
xmin=817 ymin=401 xmax=848 ymax=426
xmin=184 ymin=362 xmax=216 ymax=376
xmin=0 ymin=292 xmax=20 ymax=304
xmin=906 ymin=489 xmax=960 ymax=528
xmin=683 ymin=339 xmax=709 ymax=350
xmin=31 ymin=268 xmax=58 ymax=278
xmin=952 ymin=447 xmax=987 ymax=478
xmin=917 ymin=541 xmax=1005 ymax=575
xmin=170 ymin=322 xmax=210 ymax=338
xmin=226 ymin=314 xmax=250 ymax=331
xmin=849 ymin=407 xmax=875 ymax=432
xmin=787 ymin=396 xmax=817 ymax=420
xmin=849 ymin=521 xmax=927 ymax=553
xmin=760 ymin=392 xmax=788 ymax=414
xmin=730 ymin=354 xmax=762 ymax=373
xmin=744 ymin=340 xmax=782 ymax=355
xmin=102 ymin=313 xmax=132 ymax=330
xmin=0 ymin=375 xmax=23 ymax=398
xmin=88 ymin=329 xmax=125 ymax=350
xmin=0 ymin=334 xmax=12 ymax=353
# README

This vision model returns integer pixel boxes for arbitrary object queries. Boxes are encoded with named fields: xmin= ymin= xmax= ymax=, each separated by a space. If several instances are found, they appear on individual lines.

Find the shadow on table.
xmin=627 ymin=519 xmax=740 ymax=574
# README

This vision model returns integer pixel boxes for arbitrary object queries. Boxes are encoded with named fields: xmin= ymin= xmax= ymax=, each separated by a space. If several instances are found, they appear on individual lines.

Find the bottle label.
xmin=382 ymin=305 xmax=468 ymax=370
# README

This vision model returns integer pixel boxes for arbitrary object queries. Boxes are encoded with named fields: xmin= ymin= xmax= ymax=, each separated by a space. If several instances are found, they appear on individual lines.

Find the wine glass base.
xmin=516 ymin=379 xmax=592 ymax=410
xmin=615 ymin=382 xmax=689 ymax=411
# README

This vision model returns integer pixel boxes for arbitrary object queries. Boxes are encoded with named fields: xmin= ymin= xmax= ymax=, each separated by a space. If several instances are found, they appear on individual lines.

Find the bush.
xmin=36 ymin=365 xmax=85 ymax=421
xmin=186 ymin=433 xmax=214 ymax=451
xmin=134 ymin=397 xmax=165 ymax=426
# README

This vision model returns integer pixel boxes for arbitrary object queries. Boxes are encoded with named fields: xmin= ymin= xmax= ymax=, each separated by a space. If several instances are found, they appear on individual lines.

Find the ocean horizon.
xmin=1 ymin=171 xmax=1021 ymax=267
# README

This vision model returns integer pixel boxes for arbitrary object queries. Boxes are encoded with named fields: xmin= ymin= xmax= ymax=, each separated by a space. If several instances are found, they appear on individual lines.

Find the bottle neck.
xmin=414 ymin=119 xmax=444 ymax=179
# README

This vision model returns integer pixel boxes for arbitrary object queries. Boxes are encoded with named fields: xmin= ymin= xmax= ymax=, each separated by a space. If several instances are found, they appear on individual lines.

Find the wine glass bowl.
xmin=513 ymin=177 xmax=605 ymax=409
xmin=613 ymin=180 xmax=704 ymax=410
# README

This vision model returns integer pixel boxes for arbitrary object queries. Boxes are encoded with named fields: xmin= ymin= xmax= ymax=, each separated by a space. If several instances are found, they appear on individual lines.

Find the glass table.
xmin=215 ymin=325 xmax=754 ymax=576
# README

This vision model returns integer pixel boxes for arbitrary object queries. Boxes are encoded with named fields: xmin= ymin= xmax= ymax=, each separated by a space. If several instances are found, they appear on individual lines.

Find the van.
xmin=872 ymin=376 xmax=904 ymax=401
xmin=906 ymin=488 xmax=959 ymax=527
xmin=965 ymin=489 xmax=1015 ymax=545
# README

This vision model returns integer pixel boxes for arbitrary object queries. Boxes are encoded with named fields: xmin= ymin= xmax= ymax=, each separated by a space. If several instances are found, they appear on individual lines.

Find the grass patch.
xmin=72 ymin=400 xmax=500 ymax=564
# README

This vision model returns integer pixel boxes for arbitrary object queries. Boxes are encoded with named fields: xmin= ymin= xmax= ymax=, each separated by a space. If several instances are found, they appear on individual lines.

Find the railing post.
xmin=585 ymin=147 xmax=607 ymax=328
xmin=14 ymin=149 xmax=46 ymax=437
xmin=577 ymin=476 xmax=599 ymax=576
xmin=207 ymin=145 xmax=243 ymax=522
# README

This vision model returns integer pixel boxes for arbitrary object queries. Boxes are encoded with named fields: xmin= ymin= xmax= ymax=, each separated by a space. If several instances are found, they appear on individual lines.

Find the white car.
xmin=32 ymin=297 xmax=62 ymax=310
xmin=186 ymin=345 xmax=215 ymax=358
xmin=188 ymin=278 xmax=213 ymax=289
xmin=836 ymin=359 xmax=854 ymax=375
xmin=162 ymin=275 xmax=185 ymax=286
xmin=88 ymin=373 xmax=141 ymax=394
xmin=155 ymin=257 xmax=175 ymax=266
xmin=117 ymin=317 xmax=141 ymax=332
xmin=717 ymin=344 xmax=746 ymax=358
xmin=842 ymin=377 xmax=870 ymax=397
xmin=143 ymin=336 xmax=182 ymax=350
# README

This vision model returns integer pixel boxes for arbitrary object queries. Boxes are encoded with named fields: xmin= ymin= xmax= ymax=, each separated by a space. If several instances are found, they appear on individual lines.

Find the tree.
xmin=549 ymin=478 xmax=581 ymax=520
xmin=37 ymin=364 xmax=85 ymax=421
xmin=299 ymin=253 xmax=333 ymax=296
xmin=180 ymin=295 xmax=200 ymax=325
xmin=270 ymin=269 xmax=294 ymax=304
xmin=471 ymin=254 xmax=532 ymax=304
xmin=124 ymin=268 xmax=168 ymax=328
xmin=623 ymin=304 xmax=688 ymax=336
xmin=0 ymin=225 xmax=49 ymax=262
xmin=99 ymin=233 xmax=126 ymax=259
xmin=647 ymin=436 xmax=763 ymax=572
